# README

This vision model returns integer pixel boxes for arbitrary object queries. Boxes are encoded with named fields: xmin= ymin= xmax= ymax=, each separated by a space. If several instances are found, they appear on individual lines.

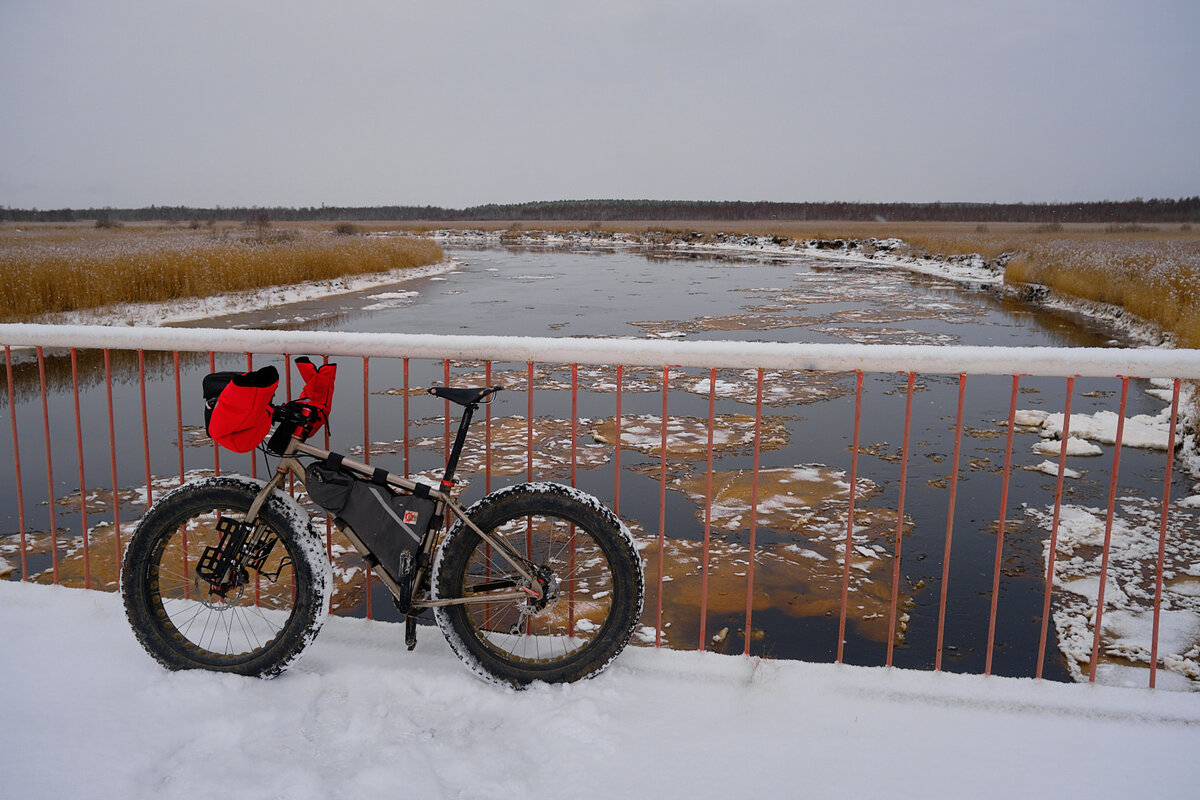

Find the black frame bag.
xmin=304 ymin=460 xmax=436 ymax=585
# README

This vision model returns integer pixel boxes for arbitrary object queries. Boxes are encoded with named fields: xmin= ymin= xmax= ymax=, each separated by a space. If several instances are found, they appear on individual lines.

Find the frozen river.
xmin=3 ymin=240 xmax=1194 ymax=685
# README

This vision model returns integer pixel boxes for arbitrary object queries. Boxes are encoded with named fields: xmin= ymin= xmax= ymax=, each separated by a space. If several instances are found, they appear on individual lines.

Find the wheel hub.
xmin=196 ymin=572 xmax=246 ymax=609
xmin=527 ymin=565 xmax=560 ymax=613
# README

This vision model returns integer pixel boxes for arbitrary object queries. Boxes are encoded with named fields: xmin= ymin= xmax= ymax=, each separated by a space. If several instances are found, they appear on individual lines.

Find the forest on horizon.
xmin=3 ymin=197 xmax=1198 ymax=225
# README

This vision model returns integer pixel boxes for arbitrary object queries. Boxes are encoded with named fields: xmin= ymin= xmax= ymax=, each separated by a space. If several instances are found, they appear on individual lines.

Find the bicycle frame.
xmin=242 ymin=410 xmax=546 ymax=612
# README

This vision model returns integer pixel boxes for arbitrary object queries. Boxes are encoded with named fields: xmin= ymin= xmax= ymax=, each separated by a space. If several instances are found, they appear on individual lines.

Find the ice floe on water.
xmin=1018 ymin=395 xmax=1183 ymax=468
xmin=633 ymin=464 xmax=915 ymax=648
xmin=1031 ymin=436 xmax=1103 ymax=457
xmin=590 ymin=414 xmax=789 ymax=458
xmin=685 ymin=369 xmax=850 ymax=407
xmin=812 ymin=325 xmax=961 ymax=347
xmin=1014 ymin=409 xmax=1050 ymax=427
xmin=1038 ymin=410 xmax=1176 ymax=451
xmin=1025 ymin=498 xmax=1200 ymax=689
xmin=1026 ymin=460 xmax=1083 ymax=478
xmin=361 ymin=289 xmax=420 ymax=310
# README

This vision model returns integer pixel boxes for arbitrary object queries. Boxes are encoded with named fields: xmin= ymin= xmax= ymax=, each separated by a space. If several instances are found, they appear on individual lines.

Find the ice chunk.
xmin=1027 ymin=460 xmax=1082 ymax=478
xmin=1031 ymin=437 xmax=1103 ymax=456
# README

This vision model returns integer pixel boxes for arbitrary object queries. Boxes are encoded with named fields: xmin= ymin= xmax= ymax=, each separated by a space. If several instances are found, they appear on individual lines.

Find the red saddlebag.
xmin=203 ymin=365 xmax=280 ymax=452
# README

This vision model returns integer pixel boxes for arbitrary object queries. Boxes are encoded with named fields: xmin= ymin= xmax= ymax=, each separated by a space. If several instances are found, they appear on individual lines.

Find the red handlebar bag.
xmin=204 ymin=365 xmax=280 ymax=452
xmin=295 ymin=357 xmax=336 ymax=434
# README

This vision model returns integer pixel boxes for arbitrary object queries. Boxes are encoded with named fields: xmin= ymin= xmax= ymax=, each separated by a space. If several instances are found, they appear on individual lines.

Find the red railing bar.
xmin=743 ymin=368 xmax=764 ymax=656
xmin=1037 ymin=376 xmax=1076 ymax=679
xmin=246 ymin=354 xmax=256 ymax=479
xmin=285 ymin=354 xmax=293 ymax=496
xmin=837 ymin=370 xmax=864 ymax=663
xmin=403 ymin=357 xmax=411 ymax=478
xmin=1089 ymin=377 xmax=1129 ymax=681
xmin=442 ymin=359 xmax=451 ymax=461
xmin=138 ymin=349 xmax=152 ymax=507
xmin=5 ymin=346 xmax=28 ymax=580
xmin=526 ymin=362 xmax=534 ymax=483
xmin=323 ymin=354 xmax=332 ymax=559
xmin=935 ymin=373 xmax=967 ymax=671
xmin=699 ymin=367 xmax=716 ymax=649
xmin=482 ymin=362 xmax=492 ymax=633
xmin=208 ymin=352 xmax=220 ymax=476
xmin=104 ymin=350 xmax=121 ymax=564
xmin=886 ymin=371 xmax=916 ymax=667
xmin=362 ymin=355 xmax=372 ymax=619
xmin=569 ymin=363 xmax=579 ymax=634
xmin=662 ymin=367 xmax=672 ymax=647
xmin=247 ymin=351 xmax=260 ymax=606
xmin=484 ymin=361 xmax=491 ymax=492
xmin=985 ymin=375 xmax=1021 ymax=674
xmin=1150 ymin=379 xmax=1182 ymax=688
xmin=363 ymin=356 xmax=371 ymax=465
xmin=525 ymin=361 xmax=535 ymax=578
xmin=484 ymin=360 xmax=494 ymax=628
xmin=570 ymin=364 xmax=578 ymax=489
xmin=36 ymin=346 xmax=58 ymax=583
xmin=182 ymin=358 xmax=191 ymax=600
xmin=70 ymin=348 xmax=91 ymax=589
xmin=613 ymin=365 xmax=623 ymax=516
xmin=174 ymin=352 xmax=184 ymax=485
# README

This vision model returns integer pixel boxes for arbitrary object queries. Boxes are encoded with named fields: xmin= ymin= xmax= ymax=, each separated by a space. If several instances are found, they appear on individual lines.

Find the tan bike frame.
xmin=243 ymin=434 xmax=544 ymax=609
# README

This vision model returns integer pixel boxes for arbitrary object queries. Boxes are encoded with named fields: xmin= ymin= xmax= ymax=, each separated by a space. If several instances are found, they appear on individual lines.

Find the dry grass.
xmin=0 ymin=223 xmax=443 ymax=322
xmin=1005 ymin=238 xmax=1200 ymax=347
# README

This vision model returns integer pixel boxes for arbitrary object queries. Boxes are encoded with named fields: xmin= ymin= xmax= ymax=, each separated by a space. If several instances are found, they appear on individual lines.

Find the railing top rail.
xmin=2 ymin=323 xmax=1199 ymax=378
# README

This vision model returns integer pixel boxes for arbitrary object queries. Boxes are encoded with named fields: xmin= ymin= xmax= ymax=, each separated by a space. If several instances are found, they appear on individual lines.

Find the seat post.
xmin=441 ymin=402 xmax=476 ymax=490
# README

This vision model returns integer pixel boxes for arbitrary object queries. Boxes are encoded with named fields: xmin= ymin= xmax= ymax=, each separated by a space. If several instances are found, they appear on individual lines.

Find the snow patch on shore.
xmin=32 ymin=258 xmax=458 ymax=329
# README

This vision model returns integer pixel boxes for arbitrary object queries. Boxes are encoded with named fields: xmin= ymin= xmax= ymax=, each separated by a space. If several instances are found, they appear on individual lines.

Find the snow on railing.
xmin=1 ymin=323 xmax=1197 ymax=690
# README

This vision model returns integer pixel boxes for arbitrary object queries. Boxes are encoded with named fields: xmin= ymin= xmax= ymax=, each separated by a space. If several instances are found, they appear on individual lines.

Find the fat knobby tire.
xmin=432 ymin=482 xmax=644 ymax=686
xmin=121 ymin=476 xmax=331 ymax=678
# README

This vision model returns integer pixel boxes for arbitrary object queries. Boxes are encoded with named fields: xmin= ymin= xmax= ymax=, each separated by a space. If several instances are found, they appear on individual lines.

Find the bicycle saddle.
xmin=428 ymin=385 xmax=502 ymax=407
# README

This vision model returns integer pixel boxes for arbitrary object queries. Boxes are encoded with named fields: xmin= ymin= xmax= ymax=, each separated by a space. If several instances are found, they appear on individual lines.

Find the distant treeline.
xmin=4 ymin=197 xmax=1199 ymax=224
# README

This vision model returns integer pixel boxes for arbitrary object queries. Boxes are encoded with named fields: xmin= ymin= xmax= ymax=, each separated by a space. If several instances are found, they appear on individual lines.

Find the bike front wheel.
xmin=121 ymin=476 xmax=332 ymax=678
xmin=432 ymin=482 xmax=644 ymax=686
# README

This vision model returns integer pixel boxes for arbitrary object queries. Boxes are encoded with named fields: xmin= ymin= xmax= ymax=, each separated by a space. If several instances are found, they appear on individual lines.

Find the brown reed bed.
xmin=0 ymin=223 xmax=444 ymax=322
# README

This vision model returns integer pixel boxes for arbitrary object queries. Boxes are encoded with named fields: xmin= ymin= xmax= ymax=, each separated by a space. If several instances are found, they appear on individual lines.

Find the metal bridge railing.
xmin=2 ymin=323 xmax=1197 ymax=689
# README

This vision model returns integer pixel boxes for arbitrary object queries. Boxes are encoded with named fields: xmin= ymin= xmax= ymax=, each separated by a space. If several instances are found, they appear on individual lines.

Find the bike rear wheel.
xmin=432 ymin=482 xmax=644 ymax=686
xmin=121 ymin=476 xmax=332 ymax=678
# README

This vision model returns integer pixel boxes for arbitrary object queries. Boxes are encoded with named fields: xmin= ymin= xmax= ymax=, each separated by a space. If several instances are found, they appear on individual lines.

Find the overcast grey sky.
xmin=1 ymin=0 xmax=1197 ymax=209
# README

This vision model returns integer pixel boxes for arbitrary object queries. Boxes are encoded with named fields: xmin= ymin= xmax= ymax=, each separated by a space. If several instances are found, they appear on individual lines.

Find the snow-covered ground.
xmin=1 ymin=581 xmax=1197 ymax=800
